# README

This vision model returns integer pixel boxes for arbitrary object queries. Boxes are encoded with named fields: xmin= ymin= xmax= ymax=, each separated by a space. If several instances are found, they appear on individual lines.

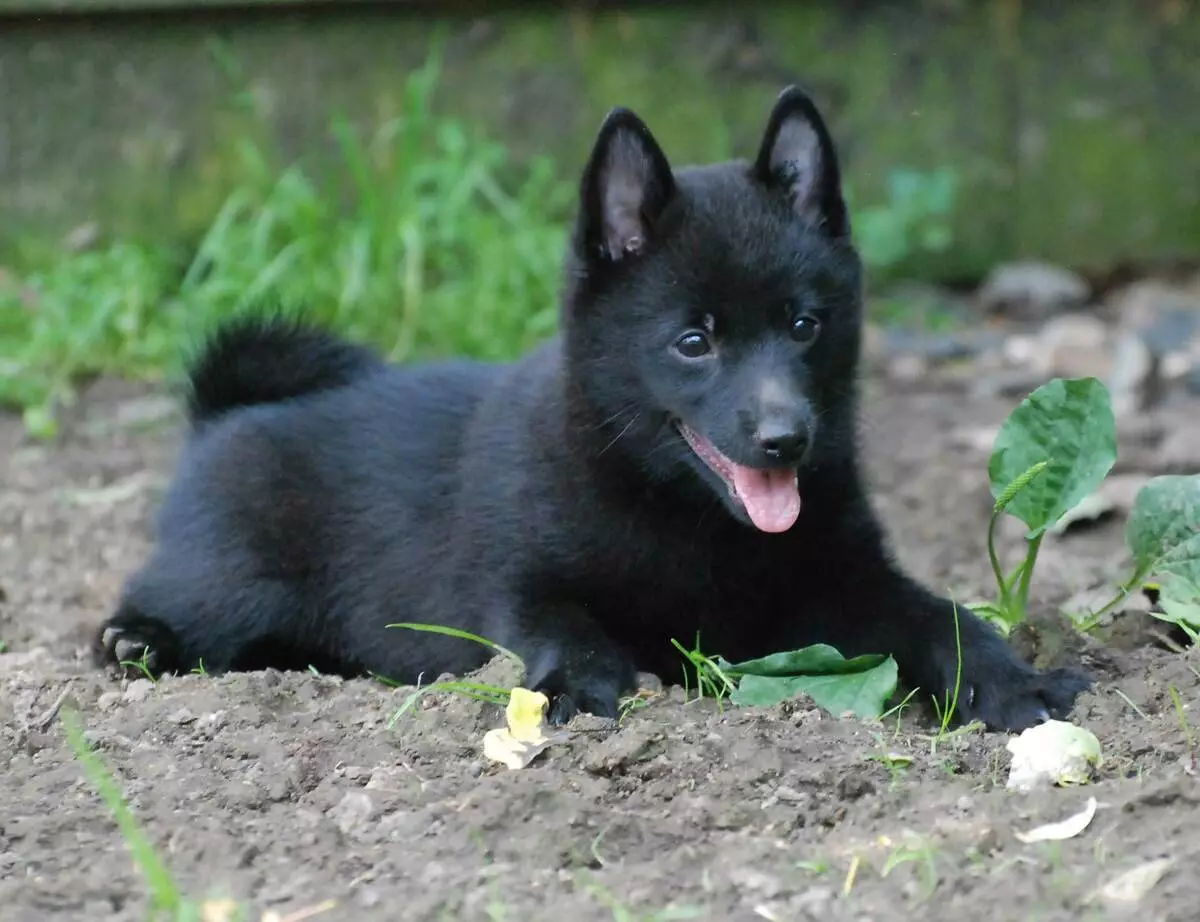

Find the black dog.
xmin=96 ymin=86 xmax=1089 ymax=730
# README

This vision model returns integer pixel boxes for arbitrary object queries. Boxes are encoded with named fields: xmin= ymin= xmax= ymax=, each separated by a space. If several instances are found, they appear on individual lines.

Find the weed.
xmin=880 ymin=834 xmax=940 ymax=901
xmin=967 ymin=377 xmax=1200 ymax=639
xmin=850 ymin=167 xmax=958 ymax=280
xmin=929 ymin=598 xmax=964 ymax=744
xmin=867 ymin=745 xmax=915 ymax=787
xmin=1112 ymin=688 xmax=1150 ymax=721
xmin=383 ymin=622 xmax=522 ymax=727
xmin=1 ymin=44 xmax=570 ymax=436
xmin=119 ymin=646 xmax=157 ymax=684
xmin=879 ymin=686 xmax=920 ymax=736
xmin=670 ymin=635 xmax=737 ymax=707
xmin=1168 ymin=685 xmax=1195 ymax=769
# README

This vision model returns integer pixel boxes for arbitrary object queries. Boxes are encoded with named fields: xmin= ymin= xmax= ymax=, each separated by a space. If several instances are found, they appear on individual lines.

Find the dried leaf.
xmin=481 ymin=686 xmax=568 ymax=770
xmin=1014 ymin=796 xmax=1097 ymax=843
xmin=1092 ymin=857 xmax=1175 ymax=904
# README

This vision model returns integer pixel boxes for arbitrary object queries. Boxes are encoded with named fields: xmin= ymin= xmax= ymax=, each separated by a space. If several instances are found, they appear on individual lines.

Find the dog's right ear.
xmin=577 ymin=107 xmax=677 ymax=264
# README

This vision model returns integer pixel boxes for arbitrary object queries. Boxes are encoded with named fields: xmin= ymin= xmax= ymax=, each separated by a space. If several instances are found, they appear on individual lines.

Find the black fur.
xmin=184 ymin=313 xmax=380 ymax=425
xmin=96 ymin=86 xmax=1090 ymax=730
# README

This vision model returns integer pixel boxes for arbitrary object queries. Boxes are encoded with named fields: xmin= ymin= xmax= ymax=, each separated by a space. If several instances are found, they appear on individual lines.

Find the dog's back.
xmin=101 ymin=317 xmax=506 ymax=678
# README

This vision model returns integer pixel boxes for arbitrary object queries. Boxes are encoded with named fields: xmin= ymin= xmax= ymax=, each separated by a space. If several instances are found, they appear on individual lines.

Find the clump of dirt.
xmin=2 ymin=375 xmax=1199 ymax=922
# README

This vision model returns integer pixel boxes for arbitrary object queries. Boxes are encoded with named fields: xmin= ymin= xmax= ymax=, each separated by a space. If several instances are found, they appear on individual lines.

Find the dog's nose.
xmin=753 ymin=419 xmax=809 ymax=462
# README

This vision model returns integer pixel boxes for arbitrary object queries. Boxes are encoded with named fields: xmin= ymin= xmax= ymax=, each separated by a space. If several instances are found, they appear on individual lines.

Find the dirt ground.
xmin=3 ymin=364 xmax=1199 ymax=922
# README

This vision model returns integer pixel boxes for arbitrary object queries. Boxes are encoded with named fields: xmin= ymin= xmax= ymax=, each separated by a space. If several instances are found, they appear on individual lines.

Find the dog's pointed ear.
xmin=577 ymin=107 xmax=676 ymax=263
xmin=753 ymin=86 xmax=850 ymax=238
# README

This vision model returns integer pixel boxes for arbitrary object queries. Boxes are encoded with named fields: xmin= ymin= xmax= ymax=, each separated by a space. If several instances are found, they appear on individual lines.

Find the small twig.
xmin=1112 ymin=687 xmax=1150 ymax=722
xmin=28 ymin=684 xmax=74 ymax=732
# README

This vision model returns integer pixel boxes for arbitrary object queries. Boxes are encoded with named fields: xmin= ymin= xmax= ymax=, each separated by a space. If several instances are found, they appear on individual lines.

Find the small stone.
xmin=96 ymin=691 xmax=122 ymax=711
xmin=1159 ymin=425 xmax=1200 ymax=471
xmin=1031 ymin=312 xmax=1111 ymax=378
xmin=122 ymin=678 xmax=155 ymax=704
xmin=728 ymin=866 xmax=783 ymax=898
xmin=168 ymin=707 xmax=195 ymax=725
xmin=1107 ymin=331 xmax=1159 ymax=418
xmin=887 ymin=353 xmax=928 ymax=383
xmin=977 ymin=261 xmax=1090 ymax=320
xmin=327 ymin=790 xmax=378 ymax=836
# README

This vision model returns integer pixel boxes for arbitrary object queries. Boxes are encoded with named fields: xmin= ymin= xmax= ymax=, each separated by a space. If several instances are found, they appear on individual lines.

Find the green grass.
xmin=61 ymin=707 xmax=225 ymax=920
xmin=0 ymin=42 xmax=959 ymax=440
xmin=0 ymin=47 xmax=571 ymax=438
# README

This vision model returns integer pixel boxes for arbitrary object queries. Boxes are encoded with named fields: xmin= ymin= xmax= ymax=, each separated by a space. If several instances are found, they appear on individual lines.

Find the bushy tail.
xmin=184 ymin=314 xmax=381 ymax=425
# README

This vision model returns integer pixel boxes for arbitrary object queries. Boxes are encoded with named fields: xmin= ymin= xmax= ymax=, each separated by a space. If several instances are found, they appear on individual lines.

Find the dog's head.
xmin=562 ymin=87 xmax=864 ymax=534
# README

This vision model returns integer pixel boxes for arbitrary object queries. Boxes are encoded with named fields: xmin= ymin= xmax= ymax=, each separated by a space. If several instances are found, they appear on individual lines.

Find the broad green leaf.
xmin=729 ymin=657 xmax=899 ymax=719
xmin=1126 ymin=475 xmax=1200 ymax=571
xmin=1126 ymin=475 xmax=1200 ymax=632
xmin=1155 ymin=577 xmax=1200 ymax=634
xmin=719 ymin=644 xmax=886 ymax=678
xmin=988 ymin=377 xmax=1117 ymax=537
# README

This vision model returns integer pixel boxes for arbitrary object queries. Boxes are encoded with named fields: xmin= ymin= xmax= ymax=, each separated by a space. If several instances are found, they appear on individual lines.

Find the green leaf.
xmin=729 ymin=657 xmax=899 ymax=719
xmin=718 ymin=644 xmax=886 ymax=678
xmin=1126 ymin=475 xmax=1200 ymax=630
xmin=988 ymin=377 xmax=1117 ymax=537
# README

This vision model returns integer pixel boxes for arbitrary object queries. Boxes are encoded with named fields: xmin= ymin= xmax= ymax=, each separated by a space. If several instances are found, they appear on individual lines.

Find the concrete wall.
xmin=2 ymin=0 xmax=1197 ymax=280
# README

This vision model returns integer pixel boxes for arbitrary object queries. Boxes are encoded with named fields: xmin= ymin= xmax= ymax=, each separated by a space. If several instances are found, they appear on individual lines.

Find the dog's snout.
xmin=753 ymin=418 xmax=810 ymax=461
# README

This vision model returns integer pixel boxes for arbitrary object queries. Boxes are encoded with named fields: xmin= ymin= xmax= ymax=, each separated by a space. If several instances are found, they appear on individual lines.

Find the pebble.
xmin=122 ymin=678 xmax=155 ymax=703
xmin=976 ymin=261 xmax=1090 ymax=320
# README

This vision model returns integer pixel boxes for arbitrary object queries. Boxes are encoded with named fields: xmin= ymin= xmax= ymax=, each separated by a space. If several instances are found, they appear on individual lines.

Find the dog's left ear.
xmin=753 ymin=86 xmax=850 ymax=239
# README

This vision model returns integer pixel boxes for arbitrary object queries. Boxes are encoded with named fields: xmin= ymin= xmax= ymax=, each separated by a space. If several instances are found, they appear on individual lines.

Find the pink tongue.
xmin=730 ymin=465 xmax=801 ymax=533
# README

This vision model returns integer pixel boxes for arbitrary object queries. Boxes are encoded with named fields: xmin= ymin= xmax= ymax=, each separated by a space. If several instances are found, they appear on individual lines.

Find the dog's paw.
xmin=524 ymin=647 xmax=636 ymax=726
xmin=93 ymin=616 xmax=181 ymax=677
xmin=97 ymin=625 xmax=157 ymax=669
xmin=926 ymin=636 xmax=1092 ymax=732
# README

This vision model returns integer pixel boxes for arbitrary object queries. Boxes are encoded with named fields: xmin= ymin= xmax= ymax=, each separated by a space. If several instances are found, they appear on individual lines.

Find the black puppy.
xmin=96 ymin=86 xmax=1089 ymax=730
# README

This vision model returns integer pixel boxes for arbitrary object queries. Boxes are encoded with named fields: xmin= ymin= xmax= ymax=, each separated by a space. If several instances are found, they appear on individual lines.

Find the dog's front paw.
xmin=523 ymin=645 xmax=637 ymax=725
xmin=926 ymin=633 xmax=1091 ymax=732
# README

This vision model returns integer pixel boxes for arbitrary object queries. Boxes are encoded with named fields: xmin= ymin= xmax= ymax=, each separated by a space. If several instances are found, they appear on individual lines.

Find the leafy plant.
xmin=718 ymin=645 xmax=899 ymax=719
xmin=670 ymin=637 xmax=899 ymax=720
xmin=971 ymin=377 xmax=1117 ymax=633
xmin=969 ymin=376 xmax=1200 ymax=640
xmin=850 ymin=167 xmax=957 ymax=278
xmin=0 ymin=44 xmax=571 ymax=438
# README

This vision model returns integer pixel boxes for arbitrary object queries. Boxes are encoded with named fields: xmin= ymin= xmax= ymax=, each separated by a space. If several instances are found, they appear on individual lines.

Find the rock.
xmin=1110 ymin=280 xmax=1200 ymax=349
xmin=1027 ymin=312 xmax=1111 ymax=378
xmin=977 ymin=261 xmax=1090 ymax=320
xmin=1159 ymin=425 xmax=1200 ymax=472
xmin=327 ymin=790 xmax=379 ymax=837
xmin=122 ymin=678 xmax=155 ymax=703
xmin=1107 ymin=330 xmax=1160 ymax=418
xmin=887 ymin=353 xmax=928 ymax=383
xmin=0 ymin=647 xmax=51 ymax=672
xmin=728 ymin=866 xmax=783 ymax=898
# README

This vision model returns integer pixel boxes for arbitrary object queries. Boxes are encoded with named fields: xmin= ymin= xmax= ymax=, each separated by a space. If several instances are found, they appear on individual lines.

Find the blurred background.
xmin=1 ymin=0 xmax=1198 ymax=439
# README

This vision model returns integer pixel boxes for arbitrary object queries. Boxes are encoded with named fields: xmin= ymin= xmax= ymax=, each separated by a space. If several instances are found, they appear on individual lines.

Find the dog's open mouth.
xmin=676 ymin=423 xmax=801 ymax=533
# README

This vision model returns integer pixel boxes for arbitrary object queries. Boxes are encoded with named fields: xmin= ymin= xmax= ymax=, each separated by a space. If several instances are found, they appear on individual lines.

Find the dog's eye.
xmin=790 ymin=315 xmax=821 ymax=345
xmin=674 ymin=331 xmax=712 ymax=359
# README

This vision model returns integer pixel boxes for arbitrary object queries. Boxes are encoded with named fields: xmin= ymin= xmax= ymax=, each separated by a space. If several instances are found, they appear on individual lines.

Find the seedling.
xmin=119 ymin=645 xmax=157 ymax=683
xmin=970 ymin=377 xmax=1117 ymax=634
xmin=969 ymin=377 xmax=1200 ymax=640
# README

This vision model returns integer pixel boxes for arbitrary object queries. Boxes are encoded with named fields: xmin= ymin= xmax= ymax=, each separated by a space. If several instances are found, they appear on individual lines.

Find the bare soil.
xmin=3 ymin=370 xmax=1199 ymax=922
